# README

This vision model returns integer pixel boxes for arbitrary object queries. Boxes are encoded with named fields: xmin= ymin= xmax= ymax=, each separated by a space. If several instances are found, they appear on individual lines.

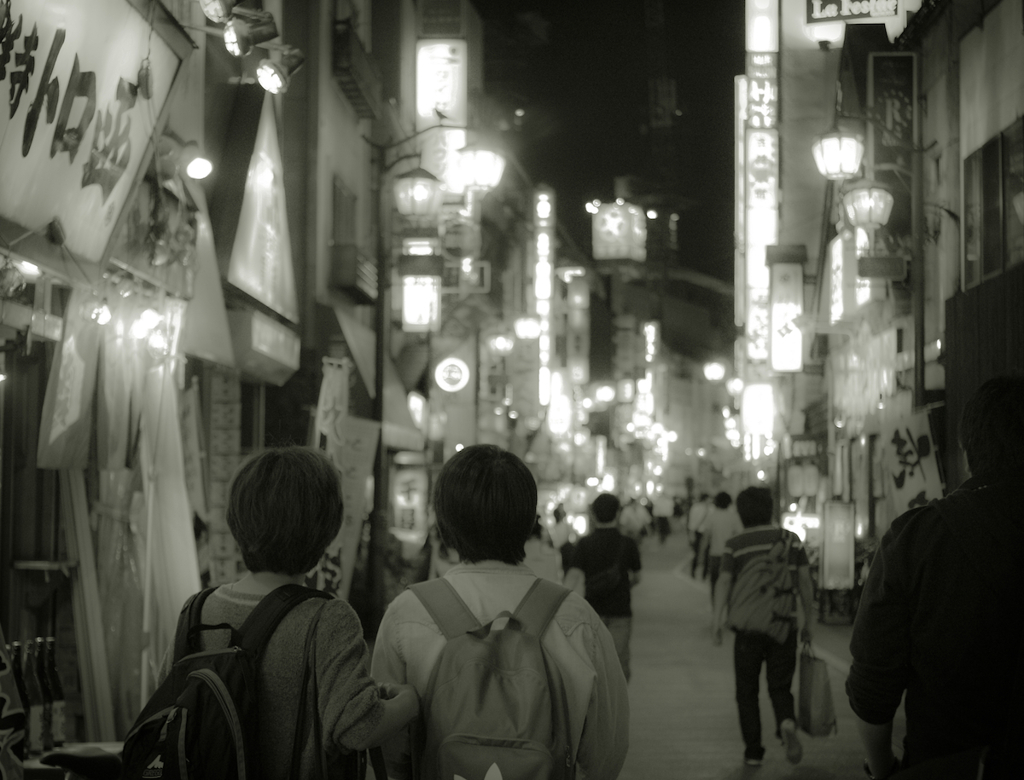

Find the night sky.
xmin=471 ymin=0 xmax=746 ymax=285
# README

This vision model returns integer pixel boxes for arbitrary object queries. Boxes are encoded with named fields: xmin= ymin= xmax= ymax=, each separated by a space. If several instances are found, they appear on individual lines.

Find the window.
xmin=1003 ymin=118 xmax=1024 ymax=269
xmin=964 ymin=133 xmax=1011 ymax=288
xmin=963 ymin=148 xmax=982 ymax=288
xmin=333 ymin=176 xmax=357 ymax=244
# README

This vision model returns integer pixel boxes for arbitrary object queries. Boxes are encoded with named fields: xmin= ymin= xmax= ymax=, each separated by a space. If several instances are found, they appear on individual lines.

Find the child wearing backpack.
xmin=712 ymin=486 xmax=815 ymax=769
xmin=371 ymin=444 xmax=629 ymax=780
xmin=124 ymin=447 xmax=419 ymax=780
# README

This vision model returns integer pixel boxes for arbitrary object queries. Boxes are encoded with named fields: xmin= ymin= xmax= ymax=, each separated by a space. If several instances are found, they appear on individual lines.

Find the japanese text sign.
xmin=881 ymin=411 xmax=944 ymax=516
xmin=0 ymin=0 xmax=191 ymax=264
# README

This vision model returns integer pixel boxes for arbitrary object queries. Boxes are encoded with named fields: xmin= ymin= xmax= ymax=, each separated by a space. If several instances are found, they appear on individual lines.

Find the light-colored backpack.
xmin=726 ymin=530 xmax=798 ymax=644
xmin=409 ymin=578 xmax=573 ymax=780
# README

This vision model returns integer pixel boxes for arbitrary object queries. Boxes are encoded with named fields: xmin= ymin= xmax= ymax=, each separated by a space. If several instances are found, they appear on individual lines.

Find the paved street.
xmin=619 ymin=527 xmax=906 ymax=780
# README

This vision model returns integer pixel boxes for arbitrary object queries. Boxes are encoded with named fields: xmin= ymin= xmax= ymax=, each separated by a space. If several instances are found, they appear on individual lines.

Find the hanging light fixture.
xmin=842 ymin=179 xmax=895 ymax=230
xmin=398 ymin=255 xmax=444 ymax=333
xmin=392 ymin=168 xmax=443 ymax=218
xmin=224 ymin=10 xmax=278 ymax=57
xmin=458 ymin=142 xmax=506 ymax=192
xmin=257 ymin=46 xmax=306 ymax=95
xmin=812 ymin=126 xmax=865 ymax=180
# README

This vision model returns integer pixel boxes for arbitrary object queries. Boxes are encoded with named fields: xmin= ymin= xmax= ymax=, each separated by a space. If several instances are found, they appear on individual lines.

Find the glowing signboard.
xmin=415 ymin=40 xmax=468 ymax=131
xmin=806 ymin=0 xmax=897 ymax=25
xmin=535 ymin=187 xmax=555 ymax=406
xmin=435 ymin=357 xmax=470 ymax=393
xmin=746 ymin=0 xmax=779 ymax=53
xmin=769 ymin=263 xmax=803 ymax=372
xmin=592 ymin=201 xmax=647 ymax=261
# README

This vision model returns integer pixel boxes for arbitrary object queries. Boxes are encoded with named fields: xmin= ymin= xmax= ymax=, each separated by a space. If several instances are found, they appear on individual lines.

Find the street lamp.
xmin=458 ymin=142 xmax=507 ymax=192
xmin=842 ymin=179 xmax=894 ymax=231
xmin=393 ymin=167 xmax=444 ymax=219
xmin=811 ymin=125 xmax=864 ymax=180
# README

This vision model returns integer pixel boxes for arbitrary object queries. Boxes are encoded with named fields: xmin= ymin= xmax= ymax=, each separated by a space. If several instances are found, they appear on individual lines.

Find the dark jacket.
xmin=846 ymin=477 xmax=1023 ymax=772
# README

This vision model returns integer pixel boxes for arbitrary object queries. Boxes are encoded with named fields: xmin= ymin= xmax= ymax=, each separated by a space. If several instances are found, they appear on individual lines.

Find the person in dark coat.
xmin=847 ymin=375 xmax=1024 ymax=780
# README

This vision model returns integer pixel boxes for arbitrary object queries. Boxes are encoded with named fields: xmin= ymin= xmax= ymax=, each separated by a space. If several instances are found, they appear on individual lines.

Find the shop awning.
xmin=334 ymin=307 xmax=425 ymax=451
xmin=179 ymin=179 xmax=235 ymax=368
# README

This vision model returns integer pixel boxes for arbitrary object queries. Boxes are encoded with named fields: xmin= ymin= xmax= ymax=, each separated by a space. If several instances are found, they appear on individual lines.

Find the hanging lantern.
xmin=458 ymin=142 xmax=506 ymax=192
xmin=811 ymin=127 xmax=864 ymax=180
xmin=393 ymin=168 xmax=443 ymax=218
xmin=842 ymin=179 xmax=894 ymax=230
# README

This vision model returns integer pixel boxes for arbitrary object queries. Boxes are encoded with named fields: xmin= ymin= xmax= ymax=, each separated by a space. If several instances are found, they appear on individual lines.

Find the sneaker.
xmin=743 ymin=747 xmax=765 ymax=766
xmin=744 ymin=757 xmax=763 ymax=767
xmin=780 ymin=719 xmax=803 ymax=765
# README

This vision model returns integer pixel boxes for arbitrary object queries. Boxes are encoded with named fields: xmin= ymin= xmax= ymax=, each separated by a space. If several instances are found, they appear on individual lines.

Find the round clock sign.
xmin=435 ymin=357 xmax=470 ymax=392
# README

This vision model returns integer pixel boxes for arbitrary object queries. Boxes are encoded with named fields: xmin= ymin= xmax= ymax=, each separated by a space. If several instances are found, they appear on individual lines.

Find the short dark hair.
xmin=959 ymin=375 xmax=1024 ymax=482
xmin=433 ymin=444 xmax=538 ymax=564
xmin=736 ymin=486 xmax=773 ymax=527
xmin=227 ymin=447 xmax=343 ymax=575
xmin=591 ymin=493 xmax=621 ymax=524
xmin=713 ymin=491 xmax=732 ymax=509
xmin=699 ymin=493 xmax=710 ymax=501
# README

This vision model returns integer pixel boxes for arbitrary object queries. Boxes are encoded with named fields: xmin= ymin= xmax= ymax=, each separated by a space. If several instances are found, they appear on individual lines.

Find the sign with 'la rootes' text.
xmin=806 ymin=0 xmax=897 ymax=24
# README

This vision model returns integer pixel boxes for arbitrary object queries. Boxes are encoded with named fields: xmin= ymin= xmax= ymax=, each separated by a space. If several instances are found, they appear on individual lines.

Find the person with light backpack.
xmin=371 ymin=444 xmax=629 ymax=780
xmin=712 ymin=486 xmax=814 ymax=768
xmin=120 ymin=447 xmax=419 ymax=780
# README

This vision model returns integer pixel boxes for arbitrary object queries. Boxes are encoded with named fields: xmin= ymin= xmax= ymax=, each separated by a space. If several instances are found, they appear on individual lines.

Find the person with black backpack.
xmin=712 ymin=485 xmax=814 ymax=769
xmin=121 ymin=447 xmax=419 ymax=780
xmin=563 ymin=493 xmax=642 ymax=682
xmin=371 ymin=445 xmax=629 ymax=780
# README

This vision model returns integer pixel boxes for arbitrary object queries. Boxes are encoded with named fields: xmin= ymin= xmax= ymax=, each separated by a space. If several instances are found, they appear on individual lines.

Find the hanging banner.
xmin=37 ymin=287 xmax=102 ymax=469
xmin=868 ymin=52 xmax=917 ymax=241
xmin=0 ymin=0 xmax=192 ymax=267
xmin=881 ymin=410 xmax=944 ymax=516
xmin=316 ymin=416 xmax=381 ymax=601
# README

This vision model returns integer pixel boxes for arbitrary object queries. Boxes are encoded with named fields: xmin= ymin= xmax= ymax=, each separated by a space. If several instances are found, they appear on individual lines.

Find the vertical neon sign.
xmin=535 ymin=187 xmax=555 ymax=406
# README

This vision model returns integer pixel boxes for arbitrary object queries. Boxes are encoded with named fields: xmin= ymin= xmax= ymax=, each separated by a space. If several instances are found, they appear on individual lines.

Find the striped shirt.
xmin=721 ymin=525 xmax=809 ymax=579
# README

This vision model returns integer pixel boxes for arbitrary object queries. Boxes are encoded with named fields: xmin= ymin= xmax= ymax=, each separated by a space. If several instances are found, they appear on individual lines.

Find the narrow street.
xmin=619 ymin=527 xmax=907 ymax=780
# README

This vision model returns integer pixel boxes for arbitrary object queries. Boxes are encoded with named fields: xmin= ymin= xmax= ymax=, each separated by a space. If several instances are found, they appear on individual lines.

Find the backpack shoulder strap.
xmin=238 ymin=584 xmax=331 ymax=655
xmin=512 ymin=578 xmax=571 ymax=638
xmin=174 ymin=587 xmax=217 ymax=662
xmin=409 ymin=578 xmax=481 ymax=640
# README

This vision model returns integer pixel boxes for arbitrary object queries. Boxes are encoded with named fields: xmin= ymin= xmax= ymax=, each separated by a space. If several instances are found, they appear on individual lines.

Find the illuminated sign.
xmin=806 ymin=0 xmax=897 ymax=24
xmin=435 ymin=357 xmax=470 ymax=393
xmin=415 ymin=40 xmax=468 ymax=131
xmin=420 ymin=126 xmax=468 ymax=194
xmin=741 ymin=383 xmax=775 ymax=437
xmin=534 ymin=187 xmax=555 ymax=405
xmin=0 ymin=0 xmax=190 ymax=265
xmin=402 ymin=275 xmax=441 ymax=332
xmin=769 ymin=263 xmax=803 ymax=372
xmin=592 ymin=201 xmax=647 ymax=261
xmin=746 ymin=0 xmax=779 ymax=53
xmin=547 ymin=370 xmax=572 ymax=435
xmin=228 ymin=94 xmax=299 ymax=322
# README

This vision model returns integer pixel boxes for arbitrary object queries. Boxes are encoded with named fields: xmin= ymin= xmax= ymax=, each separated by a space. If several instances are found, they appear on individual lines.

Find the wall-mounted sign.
xmin=420 ymin=126 xmax=467 ymax=195
xmin=769 ymin=262 xmax=803 ymax=372
xmin=745 ymin=0 xmax=779 ymax=53
xmin=391 ymin=466 xmax=428 ymax=546
xmin=806 ymin=0 xmax=897 ymax=25
xmin=534 ymin=187 xmax=555 ymax=406
xmin=228 ymin=309 xmax=300 ymax=387
xmin=435 ymin=356 xmax=470 ymax=393
xmin=868 ymin=52 xmax=917 ymax=239
xmin=592 ymin=202 xmax=647 ymax=261
xmin=415 ymin=40 xmax=468 ymax=132
xmin=880 ymin=410 xmax=944 ymax=516
xmin=227 ymin=95 xmax=299 ymax=322
xmin=0 ymin=0 xmax=191 ymax=266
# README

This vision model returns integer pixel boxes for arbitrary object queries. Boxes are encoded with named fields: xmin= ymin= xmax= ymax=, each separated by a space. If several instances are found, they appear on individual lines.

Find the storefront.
xmin=0 ymin=0 xmax=210 ymax=745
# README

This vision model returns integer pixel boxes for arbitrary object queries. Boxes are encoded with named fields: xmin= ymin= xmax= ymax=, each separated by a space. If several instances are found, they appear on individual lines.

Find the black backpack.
xmin=120 ymin=584 xmax=330 ymax=780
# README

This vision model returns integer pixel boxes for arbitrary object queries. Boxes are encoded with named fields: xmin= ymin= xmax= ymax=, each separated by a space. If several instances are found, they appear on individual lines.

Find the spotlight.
xmin=224 ymin=11 xmax=278 ymax=57
xmin=257 ymin=47 xmax=306 ymax=94
xmin=179 ymin=142 xmax=213 ymax=179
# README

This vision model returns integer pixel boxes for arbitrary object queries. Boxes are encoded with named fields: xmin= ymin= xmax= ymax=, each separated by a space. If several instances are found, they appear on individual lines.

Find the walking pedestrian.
xmin=371 ymin=445 xmax=629 ymax=780
xmin=699 ymin=492 xmax=745 ymax=605
xmin=712 ymin=485 xmax=814 ymax=767
xmin=652 ymin=493 xmax=674 ymax=545
xmin=847 ymin=375 xmax=1024 ymax=780
xmin=687 ymin=493 xmax=711 ymax=578
xmin=564 ymin=493 xmax=643 ymax=682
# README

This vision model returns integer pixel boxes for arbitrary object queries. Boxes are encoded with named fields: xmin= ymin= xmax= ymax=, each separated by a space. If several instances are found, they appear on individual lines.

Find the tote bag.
xmin=798 ymin=643 xmax=838 ymax=736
